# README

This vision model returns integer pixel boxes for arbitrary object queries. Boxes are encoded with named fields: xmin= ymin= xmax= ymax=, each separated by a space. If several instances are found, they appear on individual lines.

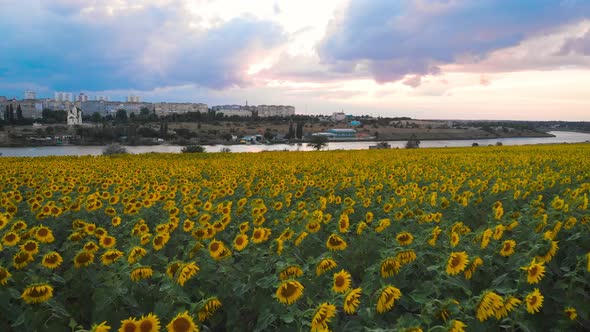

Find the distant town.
xmin=0 ymin=90 xmax=295 ymax=119
xmin=1 ymin=90 xmax=589 ymax=148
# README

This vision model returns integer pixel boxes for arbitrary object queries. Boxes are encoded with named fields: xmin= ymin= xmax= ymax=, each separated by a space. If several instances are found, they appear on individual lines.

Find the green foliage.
xmin=308 ymin=135 xmax=329 ymax=150
xmin=181 ymin=145 xmax=206 ymax=153
xmin=102 ymin=143 xmax=128 ymax=155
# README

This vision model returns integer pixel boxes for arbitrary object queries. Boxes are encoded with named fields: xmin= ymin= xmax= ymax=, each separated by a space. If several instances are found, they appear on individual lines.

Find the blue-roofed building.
xmin=327 ymin=128 xmax=356 ymax=138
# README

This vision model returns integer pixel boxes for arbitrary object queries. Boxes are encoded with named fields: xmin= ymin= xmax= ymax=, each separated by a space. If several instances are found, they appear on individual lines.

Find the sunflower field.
xmin=0 ymin=144 xmax=589 ymax=332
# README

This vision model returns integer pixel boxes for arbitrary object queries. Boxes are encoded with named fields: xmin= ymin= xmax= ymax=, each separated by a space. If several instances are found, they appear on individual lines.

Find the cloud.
xmin=559 ymin=28 xmax=590 ymax=55
xmin=0 ymin=1 xmax=286 ymax=93
xmin=317 ymin=0 xmax=590 ymax=84
xmin=479 ymin=75 xmax=491 ymax=86
xmin=403 ymin=75 xmax=422 ymax=88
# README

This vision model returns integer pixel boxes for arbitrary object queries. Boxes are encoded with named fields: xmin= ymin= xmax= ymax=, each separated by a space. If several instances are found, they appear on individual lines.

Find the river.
xmin=1 ymin=131 xmax=589 ymax=157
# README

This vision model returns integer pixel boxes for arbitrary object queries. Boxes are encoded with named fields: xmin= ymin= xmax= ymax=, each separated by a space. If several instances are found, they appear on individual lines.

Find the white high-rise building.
xmin=24 ymin=91 xmax=37 ymax=99
xmin=78 ymin=93 xmax=89 ymax=102
xmin=95 ymin=95 xmax=111 ymax=101
xmin=54 ymin=92 xmax=73 ymax=102
xmin=127 ymin=95 xmax=141 ymax=103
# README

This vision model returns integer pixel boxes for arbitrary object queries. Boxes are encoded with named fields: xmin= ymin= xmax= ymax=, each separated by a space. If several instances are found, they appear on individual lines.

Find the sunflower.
xmin=564 ymin=307 xmax=577 ymax=320
xmin=428 ymin=226 xmax=441 ymax=246
xmin=279 ymin=265 xmax=303 ymax=280
xmin=396 ymin=232 xmax=414 ymax=246
xmin=356 ymin=222 xmax=368 ymax=235
xmin=475 ymin=291 xmax=504 ymax=322
xmin=332 ymin=269 xmax=352 ymax=293
xmin=396 ymin=250 xmax=417 ymax=265
xmin=112 ymin=216 xmax=122 ymax=227
xmin=11 ymin=220 xmax=27 ymax=231
xmin=198 ymin=297 xmax=222 ymax=322
xmin=166 ymin=311 xmax=197 ymax=332
xmin=279 ymin=228 xmax=294 ymax=241
xmin=448 ymin=320 xmax=466 ymax=332
xmin=83 ymin=241 xmax=100 ymax=253
xmin=118 ymin=317 xmax=138 ymax=332
xmin=326 ymin=234 xmax=347 ymax=251
xmin=103 ymin=205 xmax=117 ymax=217
xmin=375 ymin=218 xmax=391 ymax=233
xmin=480 ymin=229 xmax=492 ymax=249
xmin=232 ymin=234 xmax=248 ymax=251
xmin=338 ymin=214 xmax=350 ymax=233
xmin=21 ymin=283 xmax=54 ymax=304
xmin=310 ymin=302 xmax=337 ymax=332
xmin=343 ymin=288 xmax=362 ymax=314
xmin=13 ymin=251 xmax=34 ymax=269
xmin=208 ymin=240 xmax=226 ymax=260
xmin=521 ymin=259 xmax=545 ymax=284
xmin=275 ymin=280 xmax=304 ymax=305
xmin=101 ymin=249 xmax=124 ymax=266
xmin=0 ymin=267 xmax=11 ymax=285
xmin=90 ymin=321 xmax=111 ymax=332
xmin=495 ymin=296 xmax=521 ymax=319
xmin=492 ymin=225 xmax=505 ymax=240
xmin=238 ymin=222 xmax=250 ymax=234
xmin=35 ymin=225 xmax=55 ymax=243
xmin=2 ymin=231 xmax=20 ymax=246
xmin=130 ymin=266 xmax=154 ymax=282
xmin=153 ymin=233 xmax=171 ymax=251
xmin=139 ymin=233 xmax=151 ymax=246
xmin=380 ymin=258 xmax=401 ymax=278
xmin=94 ymin=228 xmax=107 ymax=238
xmin=74 ymin=251 xmax=95 ymax=268
xmin=42 ymin=251 xmax=63 ymax=269
xmin=316 ymin=258 xmax=337 ymax=276
xmin=251 ymin=227 xmax=268 ymax=243
xmin=97 ymin=235 xmax=116 ymax=248
xmin=449 ymin=231 xmax=460 ymax=247
xmin=183 ymin=220 xmax=195 ymax=232
xmin=306 ymin=221 xmax=321 ymax=233
xmin=177 ymin=262 xmax=199 ymax=286
xmin=84 ymin=223 xmax=97 ymax=235
xmin=446 ymin=252 xmax=469 ymax=275
xmin=20 ymin=240 xmax=39 ymax=255
xmin=464 ymin=257 xmax=483 ymax=280
xmin=525 ymin=288 xmax=543 ymax=314
xmin=0 ymin=215 xmax=7 ymax=230
xmin=499 ymin=240 xmax=516 ymax=257
xmin=376 ymin=285 xmax=402 ymax=314
xmin=127 ymin=247 xmax=147 ymax=264
xmin=294 ymin=231 xmax=308 ymax=246
xmin=137 ymin=313 xmax=160 ymax=332
xmin=536 ymin=240 xmax=559 ymax=263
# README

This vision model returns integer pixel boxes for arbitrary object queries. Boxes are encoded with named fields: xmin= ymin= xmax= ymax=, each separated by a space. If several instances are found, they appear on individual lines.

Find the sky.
xmin=1 ymin=0 xmax=590 ymax=120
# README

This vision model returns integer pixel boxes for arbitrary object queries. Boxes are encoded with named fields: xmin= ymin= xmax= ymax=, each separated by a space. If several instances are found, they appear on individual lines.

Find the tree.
xmin=181 ymin=145 xmax=206 ymax=153
xmin=263 ymin=130 xmax=274 ymax=141
xmin=140 ymin=107 xmax=151 ymax=117
xmin=91 ymin=112 xmax=103 ymax=123
xmin=308 ymin=135 xmax=328 ymax=151
xmin=16 ymin=105 xmax=23 ymax=122
xmin=405 ymin=134 xmax=420 ymax=149
xmin=8 ymin=104 xmax=15 ymax=123
xmin=296 ymin=122 xmax=303 ymax=139
xmin=115 ymin=109 xmax=128 ymax=123
xmin=286 ymin=121 xmax=295 ymax=139
xmin=102 ymin=143 xmax=128 ymax=155
xmin=221 ymin=133 xmax=233 ymax=142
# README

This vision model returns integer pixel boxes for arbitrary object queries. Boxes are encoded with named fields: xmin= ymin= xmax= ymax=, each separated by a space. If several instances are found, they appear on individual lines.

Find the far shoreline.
xmin=0 ymin=131 xmax=557 ymax=148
